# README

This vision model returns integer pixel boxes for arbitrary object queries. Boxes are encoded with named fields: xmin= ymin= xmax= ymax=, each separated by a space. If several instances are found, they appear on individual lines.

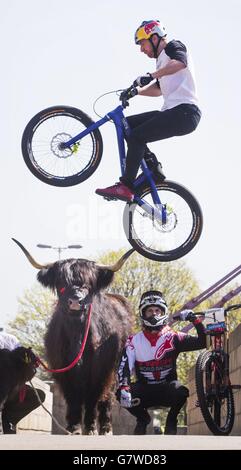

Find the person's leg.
xmin=123 ymin=105 xmax=201 ymax=183
xmin=126 ymin=114 xmax=163 ymax=176
xmin=121 ymin=111 xmax=162 ymax=186
xmin=158 ymin=381 xmax=189 ymax=435
xmin=96 ymin=104 xmax=201 ymax=201
xmin=95 ymin=111 xmax=159 ymax=201
xmin=126 ymin=383 xmax=151 ymax=420
xmin=123 ymin=382 xmax=178 ymax=435
xmin=117 ymin=383 xmax=152 ymax=435
xmin=2 ymin=385 xmax=45 ymax=433
xmin=130 ymin=381 xmax=188 ymax=435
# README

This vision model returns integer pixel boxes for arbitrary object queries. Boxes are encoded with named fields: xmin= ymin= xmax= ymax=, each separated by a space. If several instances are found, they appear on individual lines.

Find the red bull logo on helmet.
xmin=144 ymin=21 xmax=159 ymax=35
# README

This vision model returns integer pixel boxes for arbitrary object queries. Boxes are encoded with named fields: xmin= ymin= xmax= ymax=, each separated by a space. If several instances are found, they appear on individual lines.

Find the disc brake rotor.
xmin=51 ymin=133 xmax=76 ymax=158
xmin=139 ymin=205 xmax=178 ymax=233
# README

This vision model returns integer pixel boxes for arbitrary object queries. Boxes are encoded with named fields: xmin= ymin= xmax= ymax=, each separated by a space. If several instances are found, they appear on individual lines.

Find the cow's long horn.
xmin=98 ymin=248 xmax=135 ymax=272
xmin=12 ymin=238 xmax=54 ymax=269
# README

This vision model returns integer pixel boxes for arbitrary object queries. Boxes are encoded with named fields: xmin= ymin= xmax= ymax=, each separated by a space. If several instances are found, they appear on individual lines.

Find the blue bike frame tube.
xmin=61 ymin=103 xmax=166 ymax=224
xmin=62 ymin=105 xmax=129 ymax=176
xmin=108 ymin=106 xmax=130 ymax=176
xmin=134 ymin=160 xmax=167 ymax=224
xmin=62 ymin=114 xmax=111 ymax=148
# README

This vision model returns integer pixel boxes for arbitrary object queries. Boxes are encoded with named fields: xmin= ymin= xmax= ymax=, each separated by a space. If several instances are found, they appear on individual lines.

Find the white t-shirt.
xmin=0 ymin=332 xmax=21 ymax=351
xmin=156 ymin=40 xmax=199 ymax=111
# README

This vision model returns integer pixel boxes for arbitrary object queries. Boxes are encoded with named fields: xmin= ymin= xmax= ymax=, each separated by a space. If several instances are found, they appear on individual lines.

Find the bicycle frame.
xmin=194 ymin=303 xmax=241 ymax=434
xmin=201 ymin=304 xmax=241 ymax=385
xmin=62 ymin=105 xmax=167 ymax=224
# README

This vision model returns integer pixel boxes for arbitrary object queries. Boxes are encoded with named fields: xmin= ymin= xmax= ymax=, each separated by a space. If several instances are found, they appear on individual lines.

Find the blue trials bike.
xmin=21 ymin=85 xmax=203 ymax=262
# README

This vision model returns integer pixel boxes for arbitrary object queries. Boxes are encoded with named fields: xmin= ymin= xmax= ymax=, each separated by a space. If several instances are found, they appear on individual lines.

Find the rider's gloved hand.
xmin=133 ymin=73 xmax=154 ymax=87
xmin=179 ymin=309 xmax=197 ymax=322
xmin=119 ymin=388 xmax=132 ymax=408
xmin=120 ymin=87 xmax=138 ymax=102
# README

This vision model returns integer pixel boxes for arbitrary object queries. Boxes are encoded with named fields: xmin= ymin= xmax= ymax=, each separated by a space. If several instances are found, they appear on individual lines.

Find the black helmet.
xmin=139 ymin=290 xmax=168 ymax=330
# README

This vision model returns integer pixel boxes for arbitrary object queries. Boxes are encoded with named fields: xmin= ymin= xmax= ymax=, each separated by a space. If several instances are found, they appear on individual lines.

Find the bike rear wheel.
xmin=21 ymin=105 xmax=103 ymax=187
xmin=123 ymin=180 xmax=203 ymax=262
xmin=195 ymin=350 xmax=235 ymax=435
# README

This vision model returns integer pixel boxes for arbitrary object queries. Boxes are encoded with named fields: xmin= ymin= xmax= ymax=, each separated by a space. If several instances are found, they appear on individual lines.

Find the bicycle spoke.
xmin=196 ymin=351 xmax=234 ymax=435
xmin=22 ymin=106 xmax=103 ymax=186
xmin=131 ymin=188 xmax=195 ymax=252
xmin=30 ymin=115 xmax=95 ymax=178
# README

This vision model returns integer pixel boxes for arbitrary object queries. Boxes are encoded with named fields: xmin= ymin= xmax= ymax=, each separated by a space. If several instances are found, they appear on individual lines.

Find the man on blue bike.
xmin=96 ymin=19 xmax=201 ymax=202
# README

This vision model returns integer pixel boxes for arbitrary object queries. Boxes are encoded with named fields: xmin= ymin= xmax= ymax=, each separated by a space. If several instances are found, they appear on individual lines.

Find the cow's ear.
xmin=37 ymin=266 xmax=57 ymax=291
xmin=96 ymin=268 xmax=114 ymax=290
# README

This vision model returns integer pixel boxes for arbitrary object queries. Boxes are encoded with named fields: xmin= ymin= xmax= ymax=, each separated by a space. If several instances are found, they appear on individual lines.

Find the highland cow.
xmin=13 ymin=239 xmax=134 ymax=435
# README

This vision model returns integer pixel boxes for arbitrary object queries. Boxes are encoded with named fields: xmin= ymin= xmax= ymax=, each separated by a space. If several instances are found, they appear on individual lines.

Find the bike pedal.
xmin=103 ymin=196 xmax=118 ymax=201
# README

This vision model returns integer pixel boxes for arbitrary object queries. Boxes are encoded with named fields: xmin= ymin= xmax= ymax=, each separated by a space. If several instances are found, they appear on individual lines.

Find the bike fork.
xmin=133 ymin=196 xmax=167 ymax=225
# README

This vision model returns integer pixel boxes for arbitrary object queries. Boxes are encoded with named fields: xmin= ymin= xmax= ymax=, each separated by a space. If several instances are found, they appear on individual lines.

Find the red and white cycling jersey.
xmin=118 ymin=323 xmax=205 ymax=386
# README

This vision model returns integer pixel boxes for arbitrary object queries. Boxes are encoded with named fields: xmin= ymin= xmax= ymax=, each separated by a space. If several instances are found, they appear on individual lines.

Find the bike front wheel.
xmin=195 ymin=350 xmax=235 ymax=435
xmin=123 ymin=180 xmax=203 ymax=262
xmin=21 ymin=105 xmax=103 ymax=187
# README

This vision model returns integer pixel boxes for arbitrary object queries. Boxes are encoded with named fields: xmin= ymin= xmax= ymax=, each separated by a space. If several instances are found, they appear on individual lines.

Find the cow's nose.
xmin=68 ymin=298 xmax=81 ymax=311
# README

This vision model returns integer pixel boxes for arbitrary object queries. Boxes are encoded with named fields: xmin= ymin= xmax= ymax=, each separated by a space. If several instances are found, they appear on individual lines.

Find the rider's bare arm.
xmin=152 ymin=59 xmax=186 ymax=80
xmin=138 ymin=82 xmax=162 ymax=97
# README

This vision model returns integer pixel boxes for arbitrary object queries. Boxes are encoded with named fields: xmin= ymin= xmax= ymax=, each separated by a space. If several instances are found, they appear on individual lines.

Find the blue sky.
xmin=1 ymin=0 xmax=241 ymax=325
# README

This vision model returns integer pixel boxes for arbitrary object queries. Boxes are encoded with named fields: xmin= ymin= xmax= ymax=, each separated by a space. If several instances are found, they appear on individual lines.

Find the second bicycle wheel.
xmin=21 ymin=105 xmax=103 ymax=187
xmin=195 ymin=350 xmax=235 ymax=435
xmin=123 ymin=180 xmax=203 ymax=262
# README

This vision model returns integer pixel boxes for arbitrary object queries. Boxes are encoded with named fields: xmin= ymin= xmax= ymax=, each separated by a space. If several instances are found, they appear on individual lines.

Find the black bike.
xmin=195 ymin=304 xmax=241 ymax=435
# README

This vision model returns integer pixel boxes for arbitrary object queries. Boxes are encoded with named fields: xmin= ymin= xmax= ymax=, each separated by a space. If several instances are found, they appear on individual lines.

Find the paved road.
xmin=0 ymin=434 xmax=241 ymax=450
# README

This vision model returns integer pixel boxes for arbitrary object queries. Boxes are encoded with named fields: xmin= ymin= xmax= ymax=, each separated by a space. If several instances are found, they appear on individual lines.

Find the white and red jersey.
xmin=118 ymin=323 xmax=205 ymax=386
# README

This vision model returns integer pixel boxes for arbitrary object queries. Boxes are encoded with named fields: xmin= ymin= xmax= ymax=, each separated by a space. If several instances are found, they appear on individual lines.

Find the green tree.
xmin=9 ymin=283 xmax=55 ymax=358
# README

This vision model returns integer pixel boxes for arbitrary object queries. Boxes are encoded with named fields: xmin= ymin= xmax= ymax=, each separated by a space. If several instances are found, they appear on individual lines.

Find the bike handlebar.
xmin=119 ymin=84 xmax=138 ymax=108
xmin=223 ymin=303 xmax=241 ymax=313
xmin=187 ymin=303 xmax=241 ymax=317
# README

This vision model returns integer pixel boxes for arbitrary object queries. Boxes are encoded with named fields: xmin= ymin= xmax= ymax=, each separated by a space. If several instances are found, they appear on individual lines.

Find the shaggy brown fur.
xmin=0 ymin=347 xmax=37 ymax=434
xmin=37 ymin=258 xmax=133 ymax=435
